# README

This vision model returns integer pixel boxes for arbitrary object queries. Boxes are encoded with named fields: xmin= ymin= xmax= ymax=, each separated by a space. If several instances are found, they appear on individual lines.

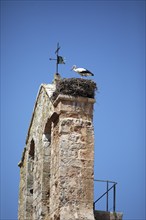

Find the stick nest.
xmin=52 ymin=78 xmax=97 ymax=101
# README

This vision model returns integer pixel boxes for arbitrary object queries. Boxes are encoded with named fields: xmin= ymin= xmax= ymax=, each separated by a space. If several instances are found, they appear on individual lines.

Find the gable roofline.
xmin=25 ymin=83 xmax=56 ymax=145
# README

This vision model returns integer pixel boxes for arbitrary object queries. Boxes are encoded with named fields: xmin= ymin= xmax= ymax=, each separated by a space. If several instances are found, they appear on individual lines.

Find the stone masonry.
xmin=18 ymin=83 xmax=56 ymax=220
xmin=49 ymin=95 xmax=95 ymax=220
xmin=18 ymin=76 xmax=123 ymax=220
xmin=18 ymin=78 xmax=95 ymax=220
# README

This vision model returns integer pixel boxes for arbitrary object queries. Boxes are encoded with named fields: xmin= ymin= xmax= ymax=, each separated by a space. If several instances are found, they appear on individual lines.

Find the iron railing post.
xmin=94 ymin=179 xmax=117 ymax=213
xmin=106 ymin=181 xmax=109 ymax=212
xmin=113 ymin=184 xmax=116 ymax=212
xmin=93 ymin=202 xmax=95 ymax=212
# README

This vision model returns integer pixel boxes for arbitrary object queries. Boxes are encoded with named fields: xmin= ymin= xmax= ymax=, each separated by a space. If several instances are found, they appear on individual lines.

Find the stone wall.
xmin=18 ymin=82 xmax=96 ymax=220
xmin=18 ymin=84 xmax=55 ymax=220
xmin=49 ymin=95 xmax=95 ymax=220
xmin=18 ymin=147 xmax=27 ymax=220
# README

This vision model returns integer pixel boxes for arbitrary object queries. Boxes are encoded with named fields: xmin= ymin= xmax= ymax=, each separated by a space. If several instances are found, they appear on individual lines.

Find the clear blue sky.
xmin=1 ymin=0 xmax=145 ymax=219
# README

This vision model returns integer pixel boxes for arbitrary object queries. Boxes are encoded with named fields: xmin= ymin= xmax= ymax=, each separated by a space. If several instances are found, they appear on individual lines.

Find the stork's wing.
xmin=76 ymin=68 xmax=87 ymax=72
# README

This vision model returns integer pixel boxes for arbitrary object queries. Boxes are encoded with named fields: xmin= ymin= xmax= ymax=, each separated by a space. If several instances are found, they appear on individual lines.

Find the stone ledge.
xmin=53 ymin=94 xmax=95 ymax=107
xmin=18 ymin=147 xmax=26 ymax=167
xmin=94 ymin=210 xmax=123 ymax=220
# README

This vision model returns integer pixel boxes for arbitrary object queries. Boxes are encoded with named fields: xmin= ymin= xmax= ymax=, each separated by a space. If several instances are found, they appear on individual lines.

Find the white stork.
xmin=71 ymin=65 xmax=94 ymax=77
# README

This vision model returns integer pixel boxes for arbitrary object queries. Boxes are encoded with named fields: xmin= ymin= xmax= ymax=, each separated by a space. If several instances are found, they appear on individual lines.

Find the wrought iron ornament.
xmin=49 ymin=43 xmax=65 ymax=73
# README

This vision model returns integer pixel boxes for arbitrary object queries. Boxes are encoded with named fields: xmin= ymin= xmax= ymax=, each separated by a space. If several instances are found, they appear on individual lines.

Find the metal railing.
xmin=93 ymin=179 xmax=117 ymax=212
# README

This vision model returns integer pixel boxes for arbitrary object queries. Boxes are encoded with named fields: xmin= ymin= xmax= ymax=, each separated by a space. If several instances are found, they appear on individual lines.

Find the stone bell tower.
xmin=18 ymin=75 xmax=123 ymax=220
xmin=18 ymin=76 xmax=97 ymax=220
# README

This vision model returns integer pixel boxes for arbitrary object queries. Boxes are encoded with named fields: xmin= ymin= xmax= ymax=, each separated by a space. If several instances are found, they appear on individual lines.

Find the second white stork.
xmin=71 ymin=65 xmax=94 ymax=77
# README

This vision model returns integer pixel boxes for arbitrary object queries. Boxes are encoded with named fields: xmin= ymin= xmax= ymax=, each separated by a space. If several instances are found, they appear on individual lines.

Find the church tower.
xmin=18 ymin=76 xmax=97 ymax=220
xmin=18 ymin=74 xmax=123 ymax=220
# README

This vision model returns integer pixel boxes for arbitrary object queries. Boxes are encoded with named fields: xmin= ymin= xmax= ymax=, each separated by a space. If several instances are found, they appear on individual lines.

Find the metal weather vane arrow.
xmin=49 ymin=43 xmax=65 ymax=73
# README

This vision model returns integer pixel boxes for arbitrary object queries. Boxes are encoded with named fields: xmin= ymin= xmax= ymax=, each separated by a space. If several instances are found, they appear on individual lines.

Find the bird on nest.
xmin=71 ymin=65 xmax=94 ymax=77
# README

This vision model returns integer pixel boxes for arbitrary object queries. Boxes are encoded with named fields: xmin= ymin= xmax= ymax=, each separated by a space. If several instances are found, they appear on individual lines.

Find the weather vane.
xmin=49 ymin=43 xmax=65 ymax=73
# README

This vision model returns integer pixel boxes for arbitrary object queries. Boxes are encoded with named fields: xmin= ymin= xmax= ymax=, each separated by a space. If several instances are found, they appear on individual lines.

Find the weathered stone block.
xmin=94 ymin=210 xmax=123 ymax=220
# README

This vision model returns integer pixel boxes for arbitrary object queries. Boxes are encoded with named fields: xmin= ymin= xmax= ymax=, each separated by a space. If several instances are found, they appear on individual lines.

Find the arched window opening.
xmin=43 ymin=120 xmax=51 ymax=143
xmin=29 ymin=139 xmax=35 ymax=160
xmin=41 ymin=119 xmax=52 ymax=215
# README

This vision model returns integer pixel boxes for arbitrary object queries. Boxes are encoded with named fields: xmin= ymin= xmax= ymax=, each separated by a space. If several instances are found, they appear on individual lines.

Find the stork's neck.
xmin=73 ymin=66 xmax=77 ymax=70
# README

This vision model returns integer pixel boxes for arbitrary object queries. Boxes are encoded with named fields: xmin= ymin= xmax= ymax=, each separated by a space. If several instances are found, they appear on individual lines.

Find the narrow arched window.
xmin=43 ymin=120 xmax=51 ymax=143
xmin=29 ymin=139 xmax=35 ymax=160
xmin=41 ymin=120 xmax=52 ymax=215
